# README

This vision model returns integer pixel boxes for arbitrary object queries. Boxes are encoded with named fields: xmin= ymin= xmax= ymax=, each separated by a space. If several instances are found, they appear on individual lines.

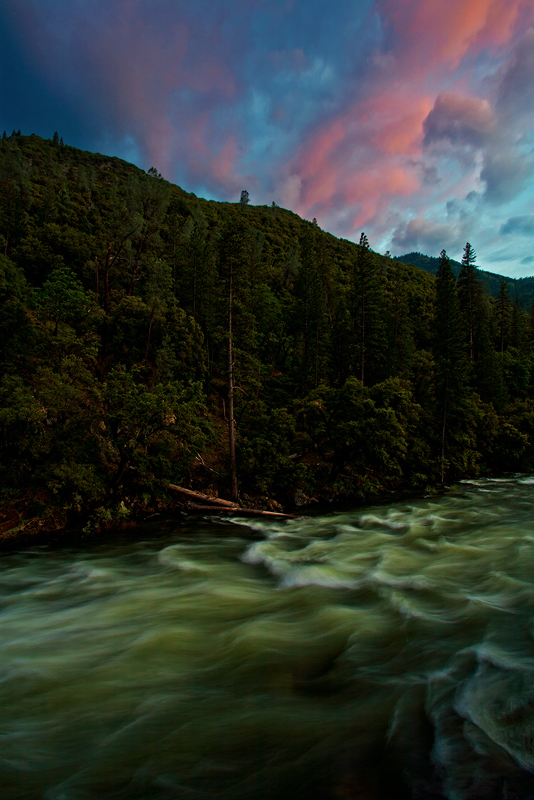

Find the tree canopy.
xmin=1 ymin=133 xmax=533 ymax=537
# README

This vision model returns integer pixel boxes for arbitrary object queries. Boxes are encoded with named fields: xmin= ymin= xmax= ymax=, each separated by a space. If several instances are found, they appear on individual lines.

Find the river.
xmin=1 ymin=478 xmax=534 ymax=799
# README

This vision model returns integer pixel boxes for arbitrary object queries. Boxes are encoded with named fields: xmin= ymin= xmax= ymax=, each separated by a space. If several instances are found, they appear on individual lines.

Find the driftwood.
xmin=168 ymin=484 xmax=239 ymax=508
xmin=168 ymin=484 xmax=297 ymax=519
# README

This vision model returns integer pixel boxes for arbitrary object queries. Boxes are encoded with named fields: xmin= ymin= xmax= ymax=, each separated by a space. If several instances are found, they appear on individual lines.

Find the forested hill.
xmin=1 ymin=131 xmax=534 ymax=538
xmin=396 ymin=251 xmax=534 ymax=308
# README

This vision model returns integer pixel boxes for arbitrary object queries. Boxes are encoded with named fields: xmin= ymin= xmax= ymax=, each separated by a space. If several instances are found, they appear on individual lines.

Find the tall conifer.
xmin=385 ymin=260 xmax=414 ymax=377
xmin=351 ymin=233 xmax=385 ymax=386
xmin=495 ymin=278 xmax=512 ymax=355
xmin=457 ymin=242 xmax=481 ymax=362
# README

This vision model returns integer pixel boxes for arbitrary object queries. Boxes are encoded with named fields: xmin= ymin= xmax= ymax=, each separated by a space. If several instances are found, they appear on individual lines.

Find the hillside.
xmin=1 ymin=132 xmax=534 ymax=540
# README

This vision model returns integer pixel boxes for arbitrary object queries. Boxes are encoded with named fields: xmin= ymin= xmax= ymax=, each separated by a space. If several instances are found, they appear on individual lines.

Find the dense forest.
xmin=1 ymin=132 xmax=534 ymax=537
xmin=395 ymin=251 xmax=534 ymax=309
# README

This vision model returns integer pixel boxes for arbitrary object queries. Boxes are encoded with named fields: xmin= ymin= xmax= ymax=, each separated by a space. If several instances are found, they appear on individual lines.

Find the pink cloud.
xmin=284 ymin=0 xmax=533 ymax=238
xmin=366 ymin=95 xmax=433 ymax=155
xmin=296 ymin=120 xmax=347 ymax=210
xmin=210 ymin=137 xmax=239 ymax=186
xmin=376 ymin=0 xmax=531 ymax=71
xmin=6 ymin=0 xmax=534 ymax=244
xmin=345 ymin=166 xmax=420 ymax=228
xmin=288 ymin=92 xmax=428 ymax=227
xmin=78 ymin=4 xmax=238 ymax=175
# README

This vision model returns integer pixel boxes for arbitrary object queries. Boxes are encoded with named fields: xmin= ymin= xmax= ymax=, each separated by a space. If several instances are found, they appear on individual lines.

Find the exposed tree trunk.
xmin=128 ymin=238 xmax=145 ymax=296
xmin=192 ymin=251 xmax=197 ymax=319
xmin=360 ymin=280 xmax=366 ymax=385
xmin=103 ymin=225 xmax=138 ymax=312
xmin=315 ymin=323 xmax=319 ymax=389
xmin=104 ymin=243 xmax=111 ymax=313
xmin=144 ymin=306 xmax=155 ymax=362
xmin=440 ymin=382 xmax=447 ymax=484
xmin=303 ymin=276 xmax=309 ymax=390
xmin=228 ymin=259 xmax=238 ymax=503
xmin=468 ymin=290 xmax=474 ymax=362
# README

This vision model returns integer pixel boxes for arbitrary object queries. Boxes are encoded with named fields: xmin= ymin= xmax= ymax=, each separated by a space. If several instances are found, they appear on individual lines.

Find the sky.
xmin=1 ymin=0 xmax=534 ymax=277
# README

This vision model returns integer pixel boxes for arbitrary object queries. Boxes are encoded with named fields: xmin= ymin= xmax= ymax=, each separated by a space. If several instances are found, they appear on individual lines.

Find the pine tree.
xmin=329 ymin=294 xmax=352 ymax=386
xmin=385 ymin=260 xmax=414 ymax=377
xmin=350 ymin=233 xmax=385 ymax=386
xmin=494 ymin=278 xmax=511 ymax=356
xmin=528 ymin=298 xmax=534 ymax=346
xmin=295 ymin=225 xmax=331 ymax=390
xmin=510 ymin=295 xmax=526 ymax=350
xmin=457 ymin=242 xmax=481 ymax=362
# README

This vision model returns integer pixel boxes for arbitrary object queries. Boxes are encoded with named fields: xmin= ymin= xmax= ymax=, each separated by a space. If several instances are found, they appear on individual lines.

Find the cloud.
xmin=287 ymin=0 xmax=534 ymax=240
xmin=481 ymin=151 xmax=533 ymax=203
xmin=500 ymin=215 xmax=534 ymax=236
xmin=277 ymin=174 xmax=302 ymax=209
xmin=375 ymin=0 xmax=531 ymax=71
xmin=423 ymin=93 xmax=495 ymax=148
xmin=484 ymin=248 xmax=522 ymax=263
xmin=496 ymin=28 xmax=534 ymax=117
xmin=286 ymin=92 xmax=429 ymax=231
xmin=391 ymin=217 xmax=465 ymax=254
xmin=210 ymin=137 xmax=241 ymax=190
xmin=3 ymin=0 xmax=534 ymax=276
xmin=268 ymin=48 xmax=309 ymax=74
xmin=521 ymin=256 xmax=534 ymax=264
xmin=420 ymin=33 xmax=534 ymax=209
xmin=1 ymin=0 xmax=248 ymax=187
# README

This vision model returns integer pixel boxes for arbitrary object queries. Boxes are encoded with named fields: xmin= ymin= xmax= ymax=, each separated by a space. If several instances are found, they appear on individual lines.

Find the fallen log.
xmin=168 ymin=484 xmax=298 ymax=519
xmin=168 ymin=484 xmax=239 ymax=509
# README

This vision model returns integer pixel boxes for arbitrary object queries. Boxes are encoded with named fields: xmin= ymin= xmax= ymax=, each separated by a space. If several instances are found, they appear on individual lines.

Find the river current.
xmin=2 ymin=478 xmax=534 ymax=799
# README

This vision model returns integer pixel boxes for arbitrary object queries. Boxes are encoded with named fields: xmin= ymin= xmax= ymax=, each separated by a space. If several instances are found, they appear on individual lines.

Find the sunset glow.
xmin=2 ymin=0 xmax=534 ymax=274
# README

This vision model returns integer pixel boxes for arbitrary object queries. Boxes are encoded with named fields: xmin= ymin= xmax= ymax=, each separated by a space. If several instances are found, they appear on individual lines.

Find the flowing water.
xmin=2 ymin=479 xmax=534 ymax=800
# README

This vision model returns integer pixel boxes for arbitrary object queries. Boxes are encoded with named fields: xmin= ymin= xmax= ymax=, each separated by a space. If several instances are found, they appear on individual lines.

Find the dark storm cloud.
xmin=423 ymin=92 xmax=495 ymax=148
xmin=391 ymin=217 xmax=465 ymax=254
xmin=500 ymin=215 xmax=534 ymax=235
xmin=0 ymin=9 xmax=87 ymax=143
xmin=481 ymin=151 xmax=533 ymax=204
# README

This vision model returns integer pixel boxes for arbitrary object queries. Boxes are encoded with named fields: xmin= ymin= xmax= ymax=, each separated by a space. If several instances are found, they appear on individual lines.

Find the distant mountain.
xmin=396 ymin=252 xmax=534 ymax=309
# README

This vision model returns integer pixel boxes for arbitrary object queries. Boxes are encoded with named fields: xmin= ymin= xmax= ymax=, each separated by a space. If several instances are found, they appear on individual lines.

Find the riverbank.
xmin=0 ymin=479 xmax=449 ymax=551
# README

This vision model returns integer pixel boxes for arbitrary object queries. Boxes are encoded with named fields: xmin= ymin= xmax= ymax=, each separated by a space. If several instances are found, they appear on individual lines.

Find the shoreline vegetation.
xmin=2 ymin=132 xmax=534 ymax=547
xmin=0 ymin=480 xmax=449 ymax=551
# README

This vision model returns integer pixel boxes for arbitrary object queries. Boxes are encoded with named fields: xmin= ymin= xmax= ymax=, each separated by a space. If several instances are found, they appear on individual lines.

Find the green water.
xmin=2 ymin=479 xmax=534 ymax=800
